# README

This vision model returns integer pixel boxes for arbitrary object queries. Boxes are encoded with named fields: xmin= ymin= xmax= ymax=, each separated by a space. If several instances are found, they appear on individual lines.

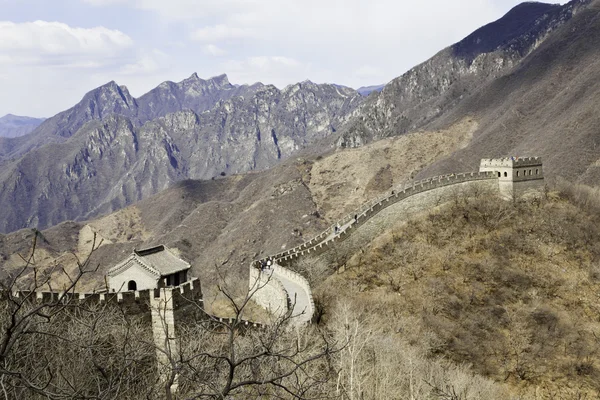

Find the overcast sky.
xmin=0 ymin=0 xmax=566 ymax=117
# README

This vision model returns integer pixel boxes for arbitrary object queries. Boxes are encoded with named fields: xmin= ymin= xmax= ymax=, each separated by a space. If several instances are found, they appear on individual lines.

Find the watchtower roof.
xmin=108 ymin=245 xmax=190 ymax=278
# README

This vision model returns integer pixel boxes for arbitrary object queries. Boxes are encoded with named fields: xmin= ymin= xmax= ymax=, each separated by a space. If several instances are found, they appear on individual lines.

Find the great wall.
xmin=4 ymin=156 xmax=545 ymax=395
xmin=249 ymin=157 xmax=545 ymax=325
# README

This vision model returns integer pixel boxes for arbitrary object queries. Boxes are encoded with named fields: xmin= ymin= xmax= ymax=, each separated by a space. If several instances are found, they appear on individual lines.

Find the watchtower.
xmin=107 ymin=245 xmax=191 ymax=292
xmin=479 ymin=157 xmax=544 ymax=199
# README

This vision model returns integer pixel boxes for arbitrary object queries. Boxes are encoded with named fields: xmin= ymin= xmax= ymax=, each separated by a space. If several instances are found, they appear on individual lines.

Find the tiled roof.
xmin=108 ymin=245 xmax=190 ymax=277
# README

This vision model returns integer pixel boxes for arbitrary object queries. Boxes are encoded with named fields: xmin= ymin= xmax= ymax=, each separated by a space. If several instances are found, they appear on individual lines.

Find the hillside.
xmin=338 ymin=0 xmax=588 ymax=146
xmin=311 ymin=182 xmax=600 ymax=398
xmin=419 ymin=0 xmax=600 ymax=184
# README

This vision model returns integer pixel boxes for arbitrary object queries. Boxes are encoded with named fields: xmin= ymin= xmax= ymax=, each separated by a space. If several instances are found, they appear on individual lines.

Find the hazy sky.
xmin=0 ymin=0 xmax=566 ymax=117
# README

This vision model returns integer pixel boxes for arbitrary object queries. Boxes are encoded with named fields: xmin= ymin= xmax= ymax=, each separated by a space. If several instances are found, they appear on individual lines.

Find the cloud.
xmin=203 ymin=44 xmax=227 ymax=56
xmin=222 ymin=56 xmax=309 ymax=87
xmin=80 ymin=0 xmax=512 ymax=87
xmin=119 ymin=49 xmax=169 ymax=75
xmin=0 ymin=20 xmax=132 ymax=66
xmin=191 ymin=24 xmax=251 ymax=42
xmin=83 ymin=0 xmax=261 ymax=20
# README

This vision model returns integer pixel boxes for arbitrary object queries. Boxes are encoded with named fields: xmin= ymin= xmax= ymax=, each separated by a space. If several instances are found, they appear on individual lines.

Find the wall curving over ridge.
xmin=250 ymin=171 xmax=499 ymax=324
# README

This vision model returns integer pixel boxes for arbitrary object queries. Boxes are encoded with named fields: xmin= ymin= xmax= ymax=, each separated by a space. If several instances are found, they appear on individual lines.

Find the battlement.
xmin=8 ymin=277 xmax=202 ymax=308
xmin=480 ymin=156 xmax=543 ymax=168
xmin=479 ymin=157 xmax=544 ymax=199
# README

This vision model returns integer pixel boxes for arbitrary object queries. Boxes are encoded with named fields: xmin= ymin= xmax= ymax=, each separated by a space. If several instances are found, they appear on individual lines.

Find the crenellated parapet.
xmin=10 ymin=278 xmax=201 ymax=310
xmin=480 ymin=157 xmax=544 ymax=199
xmin=480 ymin=156 xmax=543 ymax=168
xmin=266 ymin=171 xmax=496 ymax=265
xmin=251 ymin=157 xmax=546 ymax=323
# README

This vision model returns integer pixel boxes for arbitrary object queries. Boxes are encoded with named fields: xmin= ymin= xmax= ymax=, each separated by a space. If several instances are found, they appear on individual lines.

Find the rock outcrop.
xmin=0 ymin=76 xmax=363 ymax=233
xmin=338 ymin=0 xmax=591 ymax=147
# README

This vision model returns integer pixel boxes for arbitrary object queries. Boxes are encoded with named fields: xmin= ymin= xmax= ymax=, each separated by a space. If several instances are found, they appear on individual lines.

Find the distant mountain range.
xmin=0 ymin=0 xmax=598 ymax=235
xmin=0 ymin=74 xmax=363 ymax=233
xmin=356 ymin=85 xmax=385 ymax=96
xmin=0 ymin=114 xmax=45 ymax=138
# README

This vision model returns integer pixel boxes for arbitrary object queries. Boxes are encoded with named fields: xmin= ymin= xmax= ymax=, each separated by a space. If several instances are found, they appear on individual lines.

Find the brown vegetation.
xmin=314 ymin=182 xmax=600 ymax=398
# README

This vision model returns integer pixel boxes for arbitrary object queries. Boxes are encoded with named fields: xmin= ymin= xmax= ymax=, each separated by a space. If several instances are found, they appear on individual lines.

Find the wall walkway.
xmin=251 ymin=171 xmax=498 ymax=324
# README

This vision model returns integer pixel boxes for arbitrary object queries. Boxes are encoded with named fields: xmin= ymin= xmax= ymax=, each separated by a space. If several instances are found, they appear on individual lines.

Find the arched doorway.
xmin=128 ymin=280 xmax=137 ymax=291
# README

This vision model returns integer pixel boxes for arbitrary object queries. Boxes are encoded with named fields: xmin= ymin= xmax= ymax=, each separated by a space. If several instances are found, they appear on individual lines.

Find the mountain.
xmin=0 ymin=114 xmax=45 ymax=138
xmin=1 ymin=0 xmax=598 ymax=234
xmin=417 ymin=0 xmax=600 ymax=185
xmin=0 ymin=78 xmax=363 ymax=233
xmin=356 ymin=84 xmax=385 ymax=96
xmin=338 ymin=0 xmax=591 ymax=148
xmin=0 ymin=74 xmax=263 ymax=161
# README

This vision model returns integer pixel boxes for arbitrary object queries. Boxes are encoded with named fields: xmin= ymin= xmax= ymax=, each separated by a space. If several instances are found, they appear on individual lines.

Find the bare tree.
xmin=157 ymin=267 xmax=344 ymax=399
xmin=0 ymin=232 xmax=158 ymax=399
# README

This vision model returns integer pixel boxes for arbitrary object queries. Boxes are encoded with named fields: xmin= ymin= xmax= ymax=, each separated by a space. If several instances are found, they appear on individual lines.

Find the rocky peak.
xmin=209 ymin=73 xmax=231 ymax=88
xmin=453 ymin=0 xmax=590 ymax=62
xmin=299 ymin=79 xmax=317 ymax=89
xmin=338 ymin=0 xmax=594 ymax=146
xmin=84 ymin=80 xmax=137 ymax=115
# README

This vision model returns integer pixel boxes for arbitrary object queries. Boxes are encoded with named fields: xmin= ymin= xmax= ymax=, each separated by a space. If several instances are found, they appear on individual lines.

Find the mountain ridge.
xmin=0 ymin=114 xmax=45 ymax=138
xmin=0 ymin=0 xmax=597 ymax=234
xmin=338 ymin=0 xmax=592 ymax=148
xmin=0 ymin=75 xmax=364 ymax=233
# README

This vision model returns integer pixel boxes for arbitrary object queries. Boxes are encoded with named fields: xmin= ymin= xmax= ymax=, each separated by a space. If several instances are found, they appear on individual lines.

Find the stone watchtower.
xmin=479 ymin=157 xmax=544 ymax=199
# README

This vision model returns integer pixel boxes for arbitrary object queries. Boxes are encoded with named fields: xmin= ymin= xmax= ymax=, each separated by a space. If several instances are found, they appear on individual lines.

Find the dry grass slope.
xmin=315 ymin=182 xmax=600 ymax=398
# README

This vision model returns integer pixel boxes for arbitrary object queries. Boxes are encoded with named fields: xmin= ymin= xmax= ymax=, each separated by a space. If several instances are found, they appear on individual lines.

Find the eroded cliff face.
xmin=338 ymin=0 xmax=591 ymax=148
xmin=0 ymin=77 xmax=364 ymax=233
xmin=1 ymin=0 xmax=594 ymax=234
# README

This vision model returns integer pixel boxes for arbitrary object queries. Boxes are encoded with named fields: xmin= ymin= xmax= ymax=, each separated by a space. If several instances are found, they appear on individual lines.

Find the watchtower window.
xmin=516 ymin=171 xmax=519 ymax=177
xmin=127 ymin=280 xmax=137 ymax=291
xmin=529 ymin=170 xmax=532 ymax=176
xmin=497 ymin=172 xmax=501 ymax=177
xmin=536 ymin=169 xmax=539 ymax=175
xmin=504 ymin=172 xmax=508 ymax=177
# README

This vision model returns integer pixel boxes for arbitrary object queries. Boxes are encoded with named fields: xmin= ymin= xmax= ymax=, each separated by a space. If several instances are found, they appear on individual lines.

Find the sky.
xmin=0 ymin=0 xmax=567 ymax=118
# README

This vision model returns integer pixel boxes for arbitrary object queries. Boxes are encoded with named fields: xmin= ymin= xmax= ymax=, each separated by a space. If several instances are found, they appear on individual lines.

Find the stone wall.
xmin=249 ymin=267 xmax=289 ymax=318
xmin=303 ymin=179 xmax=497 ymax=267
xmin=271 ymin=264 xmax=314 ymax=325
xmin=150 ymin=288 xmax=178 ymax=390
xmin=249 ymin=171 xmax=499 ymax=325
xmin=9 ymin=278 xmax=205 ymax=397
xmin=275 ymin=172 xmax=497 ymax=265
